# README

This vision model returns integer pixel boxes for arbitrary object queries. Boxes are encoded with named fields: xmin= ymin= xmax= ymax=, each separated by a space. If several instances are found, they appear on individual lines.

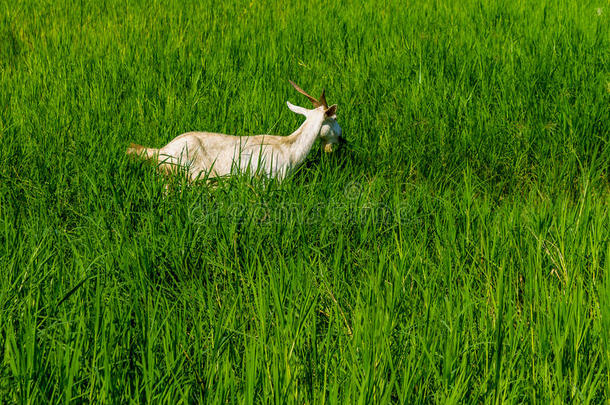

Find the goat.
xmin=126 ymin=81 xmax=344 ymax=182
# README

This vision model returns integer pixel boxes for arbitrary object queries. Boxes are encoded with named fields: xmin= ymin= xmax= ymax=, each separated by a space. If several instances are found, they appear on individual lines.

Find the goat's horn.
xmin=289 ymin=80 xmax=321 ymax=107
xmin=319 ymin=89 xmax=328 ymax=108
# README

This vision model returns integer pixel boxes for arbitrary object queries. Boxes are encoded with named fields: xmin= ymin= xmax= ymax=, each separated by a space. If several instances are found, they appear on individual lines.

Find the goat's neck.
xmin=286 ymin=112 xmax=324 ymax=164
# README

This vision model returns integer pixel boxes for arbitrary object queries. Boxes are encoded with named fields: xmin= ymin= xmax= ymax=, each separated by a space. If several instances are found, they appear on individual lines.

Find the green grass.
xmin=1 ymin=0 xmax=609 ymax=402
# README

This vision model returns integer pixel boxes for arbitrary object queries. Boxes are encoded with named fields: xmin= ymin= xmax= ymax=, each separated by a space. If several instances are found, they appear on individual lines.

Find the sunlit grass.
xmin=0 ymin=0 xmax=609 ymax=402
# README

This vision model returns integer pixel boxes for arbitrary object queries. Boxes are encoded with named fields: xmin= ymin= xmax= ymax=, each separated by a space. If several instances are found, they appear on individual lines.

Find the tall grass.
xmin=1 ymin=0 xmax=609 ymax=402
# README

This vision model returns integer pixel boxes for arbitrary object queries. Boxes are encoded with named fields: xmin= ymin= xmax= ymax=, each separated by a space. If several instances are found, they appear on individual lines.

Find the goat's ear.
xmin=286 ymin=101 xmax=309 ymax=117
xmin=324 ymin=104 xmax=337 ymax=117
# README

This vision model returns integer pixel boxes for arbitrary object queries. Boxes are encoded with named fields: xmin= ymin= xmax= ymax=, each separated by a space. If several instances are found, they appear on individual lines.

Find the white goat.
xmin=126 ymin=81 xmax=344 ymax=181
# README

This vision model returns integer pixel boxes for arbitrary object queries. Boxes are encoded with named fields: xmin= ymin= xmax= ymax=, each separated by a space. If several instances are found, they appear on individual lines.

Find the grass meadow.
xmin=1 ymin=0 xmax=609 ymax=402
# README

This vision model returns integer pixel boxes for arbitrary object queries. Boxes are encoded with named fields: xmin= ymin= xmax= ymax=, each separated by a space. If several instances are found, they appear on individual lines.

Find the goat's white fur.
xmin=127 ymin=98 xmax=342 ymax=182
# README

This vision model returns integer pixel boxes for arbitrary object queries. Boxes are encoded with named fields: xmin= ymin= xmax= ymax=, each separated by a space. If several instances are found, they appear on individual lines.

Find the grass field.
xmin=1 ymin=0 xmax=609 ymax=402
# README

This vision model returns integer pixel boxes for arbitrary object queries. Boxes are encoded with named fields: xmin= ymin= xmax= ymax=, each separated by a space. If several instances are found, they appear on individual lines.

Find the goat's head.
xmin=288 ymin=80 xmax=345 ymax=153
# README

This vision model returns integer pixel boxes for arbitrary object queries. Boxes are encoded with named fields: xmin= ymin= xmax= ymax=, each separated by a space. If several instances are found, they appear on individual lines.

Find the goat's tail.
xmin=126 ymin=143 xmax=159 ymax=160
